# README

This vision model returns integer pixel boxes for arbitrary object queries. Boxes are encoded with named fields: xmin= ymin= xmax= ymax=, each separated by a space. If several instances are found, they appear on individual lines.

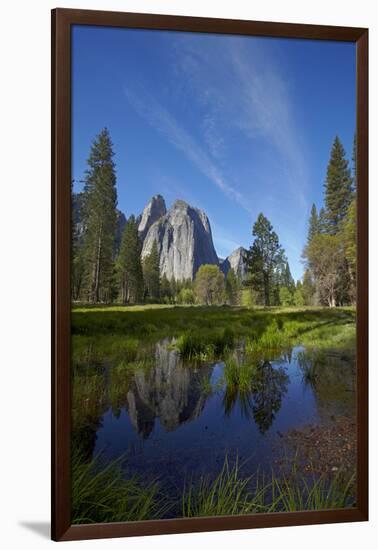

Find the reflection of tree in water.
xmin=297 ymin=349 xmax=356 ymax=421
xmin=223 ymin=359 xmax=289 ymax=434
xmin=71 ymin=363 xmax=107 ymax=460
xmin=252 ymin=361 xmax=289 ymax=433
xmin=125 ymin=342 xmax=212 ymax=438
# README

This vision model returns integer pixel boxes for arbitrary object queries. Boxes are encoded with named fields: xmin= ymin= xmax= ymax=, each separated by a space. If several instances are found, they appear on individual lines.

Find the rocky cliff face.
xmin=141 ymin=199 xmax=219 ymax=281
xmin=138 ymin=194 xmax=167 ymax=240
xmin=220 ymin=246 xmax=248 ymax=280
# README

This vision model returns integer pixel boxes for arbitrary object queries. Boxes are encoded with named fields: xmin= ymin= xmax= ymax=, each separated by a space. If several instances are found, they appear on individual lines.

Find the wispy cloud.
xmin=228 ymin=40 xmax=308 ymax=209
xmin=124 ymin=84 xmax=252 ymax=214
xmin=171 ymin=35 xmax=309 ymax=210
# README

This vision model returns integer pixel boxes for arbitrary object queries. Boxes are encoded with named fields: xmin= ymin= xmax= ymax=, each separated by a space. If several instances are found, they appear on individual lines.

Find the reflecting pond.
xmin=72 ymin=338 xmax=356 ymax=497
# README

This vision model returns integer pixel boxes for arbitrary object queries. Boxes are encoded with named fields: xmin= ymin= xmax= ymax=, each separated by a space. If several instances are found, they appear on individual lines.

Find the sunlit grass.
xmin=176 ymin=327 xmax=235 ymax=360
xmin=72 ymin=306 xmax=356 ymax=366
xmin=223 ymin=356 xmax=257 ymax=393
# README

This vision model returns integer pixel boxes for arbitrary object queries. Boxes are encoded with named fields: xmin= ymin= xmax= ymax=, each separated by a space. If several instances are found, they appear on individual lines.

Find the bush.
xmin=177 ymin=288 xmax=195 ymax=305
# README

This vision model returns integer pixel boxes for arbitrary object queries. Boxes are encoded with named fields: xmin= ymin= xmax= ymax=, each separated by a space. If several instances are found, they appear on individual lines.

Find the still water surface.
xmin=73 ymin=339 xmax=355 ymax=490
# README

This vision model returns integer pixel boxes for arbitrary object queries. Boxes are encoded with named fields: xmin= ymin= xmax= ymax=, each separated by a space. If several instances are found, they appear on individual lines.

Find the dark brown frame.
xmin=52 ymin=8 xmax=368 ymax=542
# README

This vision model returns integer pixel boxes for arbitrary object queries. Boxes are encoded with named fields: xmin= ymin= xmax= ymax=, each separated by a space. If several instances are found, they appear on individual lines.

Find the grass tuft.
xmin=71 ymin=451 xmax=166 ymax=524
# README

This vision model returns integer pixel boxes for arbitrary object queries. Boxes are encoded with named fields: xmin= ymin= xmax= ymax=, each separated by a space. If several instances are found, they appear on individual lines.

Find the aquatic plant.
xmin=223 ymin=356 xmax=257 ymax=393
xmin=176 ymin=327 xmax=235 ymax=360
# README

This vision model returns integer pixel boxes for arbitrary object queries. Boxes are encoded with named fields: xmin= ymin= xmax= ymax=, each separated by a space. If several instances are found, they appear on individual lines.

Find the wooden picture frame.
xmin=52 ymin=8 xmax=368 ymax=542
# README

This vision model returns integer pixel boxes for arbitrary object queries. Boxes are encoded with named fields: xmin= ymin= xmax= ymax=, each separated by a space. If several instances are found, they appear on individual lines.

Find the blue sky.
xmin=72 ymin=26 xmax=356 ymax=281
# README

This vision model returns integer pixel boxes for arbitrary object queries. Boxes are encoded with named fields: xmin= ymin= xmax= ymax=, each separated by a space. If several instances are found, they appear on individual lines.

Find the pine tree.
xmin=225 ymin=269 xmax=239 ymax=305
xmin=160 ymin=274 xmax=172 ymax=303
xmin=247 ymin=213 xmax=285 ymax=306
xmin=318 ymin=207 xmax=327 ymax=234
xmin=324 ymin=136 xmax=353 ymax=234
xmin=81 ymin=128 xmax=118 ymax=303
xmin=293 ymin=281 xmax=305 ymax=306
xmin=71 ymin=190 xmax=86 ymax=300
xmin=352 ymin=132 xmax=357 ymax=191
xmin=282 ymin=261 xmax=295 ymax=292
xmin=116 ymin=215 xmax=143 ymax=304
xmin=307 ymin=204 xmax=319 ymax=243
xmin=341 ymin=198 xmax=357 ymax=304
xmin=143 ymin=240 xmax=161 ymax=301
xmin=302 ymin=269 xmax=316 ymax=306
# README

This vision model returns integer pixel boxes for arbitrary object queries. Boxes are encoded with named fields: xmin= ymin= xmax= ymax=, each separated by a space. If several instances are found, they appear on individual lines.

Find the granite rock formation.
xmin=220 ymin=246 xmax=248 ymax=280
xmin=138 ymin=194 xmax=167 ymax=240
xmin=141 ymin=199 xmax=219 ymax=281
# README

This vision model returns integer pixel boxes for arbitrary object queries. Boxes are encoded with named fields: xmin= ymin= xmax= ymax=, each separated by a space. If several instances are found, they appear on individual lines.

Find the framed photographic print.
xmin=52 ymin=8 xmax=368 ymax=542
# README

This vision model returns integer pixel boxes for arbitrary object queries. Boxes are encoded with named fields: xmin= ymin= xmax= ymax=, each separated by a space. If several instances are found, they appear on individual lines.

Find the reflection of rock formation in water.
xmin=252 ymin=361 xmax=289 ymax=433
xmin=125 ymin=342 xmax=212 ymax=438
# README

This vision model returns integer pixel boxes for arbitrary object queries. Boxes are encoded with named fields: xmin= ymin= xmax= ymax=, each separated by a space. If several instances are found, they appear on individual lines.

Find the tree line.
xmin=301 ymin=135 xmax=356 ymax=307
xmin=72 ymin=128 xmax=355 ymax=308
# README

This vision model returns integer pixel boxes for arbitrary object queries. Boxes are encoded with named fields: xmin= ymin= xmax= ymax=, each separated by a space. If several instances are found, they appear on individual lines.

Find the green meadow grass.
xmin=72 ymin=305 xmax=356 ymax=364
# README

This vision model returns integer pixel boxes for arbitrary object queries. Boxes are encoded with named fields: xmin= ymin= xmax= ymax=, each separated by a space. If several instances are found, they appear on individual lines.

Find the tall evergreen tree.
xmin=324 ymin=136 xmax=353 ymax=234
xmin=160 ymin=274 xmax=172 ymax=303
xmin=307 ymin=204 xmax=320 ymax=243
xmin=318 ymin=207 xmax=327 ymax=234
xmin=352 ymin=132 xmax=357 ymax=191
xmin=143 ymin=240 xmax=161 ymax=301
xmin=247 ymin=213 xmax=285 ymax=306
xmin=341 ymin=198 xmax=357 ymax=304
xmin=81 ymin=128 xmax=118 ymax=303
xmin=71 ymin=190 xmax=86 ymax=300
xmin=116 ymin=215 xmax=143 ymax=304
xmin=282 ymin=261 xmax=295 ymax=292
xmin=225 ymin=269 xmax=239 ymax=306
xmin=302 ymin=269 xmax=316 ymax=306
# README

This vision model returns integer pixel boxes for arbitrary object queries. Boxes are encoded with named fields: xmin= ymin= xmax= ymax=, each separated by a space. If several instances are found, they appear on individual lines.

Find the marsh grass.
xmin=182 ymin=457 xmax=356 ymax=517
xmin=176 ymin=327 xmax=235 ymax=360
xmin=182 ymin=457 xmax=267 ymax=517
xmin=71 ymin=451 xmax=355 ymax=523
xmin=71 ymin=451 xmax=167 ymax=524
xmin=72 ymin=306 xmax=355 ymax=349
xmin=223 ymin=356 xmax=258 ymax=393
xmin=269 ymin=469 xmax=356 ymax=511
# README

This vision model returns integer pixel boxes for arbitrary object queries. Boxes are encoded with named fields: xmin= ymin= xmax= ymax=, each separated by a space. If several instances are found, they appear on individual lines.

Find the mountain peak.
xmin=220 ymin=246 xmax=248 ymax=280
xmin=141 ymin=197 xmax=219 ymax=281
xmin=138 ymin=195 xmax=167 ymax=239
